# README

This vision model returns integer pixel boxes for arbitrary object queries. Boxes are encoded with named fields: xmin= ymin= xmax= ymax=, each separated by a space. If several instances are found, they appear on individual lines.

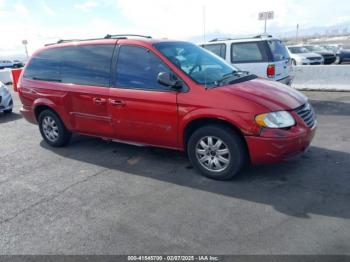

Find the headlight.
xmin=255 ymin=111 xmax=295 ymax=128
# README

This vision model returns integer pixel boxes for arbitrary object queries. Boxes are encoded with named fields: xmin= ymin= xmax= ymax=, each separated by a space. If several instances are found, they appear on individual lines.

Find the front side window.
xmin=202 ymin=44 xmax=226 ymax=59
xmin=115 ymin=45 xmax=172 ymax=90
xmin=155 ymin=42 xmax=239 ymax=87
xmin=231 ymin=42 xmax=264 ymax=63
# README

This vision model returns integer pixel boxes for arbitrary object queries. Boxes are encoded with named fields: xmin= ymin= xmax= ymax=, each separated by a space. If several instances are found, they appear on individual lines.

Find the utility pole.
xmin=22 ymin=40 xmax=29 ymax=59
xmin=296 ymin=24 xmax=299 ymax=43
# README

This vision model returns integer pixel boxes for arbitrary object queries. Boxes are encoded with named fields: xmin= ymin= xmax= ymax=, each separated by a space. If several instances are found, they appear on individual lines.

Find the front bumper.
xmin=245 ymin=122 xmax=317 ymax=165
xmin=0 ymin=92 xmax=13 ymax=112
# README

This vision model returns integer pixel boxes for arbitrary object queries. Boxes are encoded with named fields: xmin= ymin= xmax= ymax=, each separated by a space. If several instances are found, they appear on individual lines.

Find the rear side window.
xmin=268 ymin=40 xmax=289 ymax=61
xmin=202 ymin=44 xmax=226 ymax=59
xmin=61 ymin=45 xmax=114 ymax=87
xmin=23 ymin=48 xmax=61 ymax=81
xmin=231 ymin=42 xmax=266 ymax=63
xmin=24 ymin=45 xmax=114 ymax=86
xmin=115 ymin=45 xmax=172 ymax=91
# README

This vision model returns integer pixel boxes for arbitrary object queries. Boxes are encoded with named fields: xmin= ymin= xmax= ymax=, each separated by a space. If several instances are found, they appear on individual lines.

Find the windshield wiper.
xmin=215 ymin=70 xmax=250 ymax=86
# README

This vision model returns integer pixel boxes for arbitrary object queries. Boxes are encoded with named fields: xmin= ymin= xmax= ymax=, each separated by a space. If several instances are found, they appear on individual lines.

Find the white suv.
xmin=200 ymin=35 xmax=293 ymax=85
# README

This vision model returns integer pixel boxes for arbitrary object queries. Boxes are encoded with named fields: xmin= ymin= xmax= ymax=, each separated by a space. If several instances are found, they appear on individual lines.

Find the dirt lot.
xmin=0 ymin=88 xmax=349 ymax=254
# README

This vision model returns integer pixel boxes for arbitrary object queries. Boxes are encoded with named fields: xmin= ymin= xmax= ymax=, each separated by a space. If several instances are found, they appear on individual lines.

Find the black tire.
xmin=38 ymin=109 xmax=71 ymax=147
xmin=4 ymin=109 xmax=12 ymax=113
xmin=187 ymin=125 xmax=247 ymax=180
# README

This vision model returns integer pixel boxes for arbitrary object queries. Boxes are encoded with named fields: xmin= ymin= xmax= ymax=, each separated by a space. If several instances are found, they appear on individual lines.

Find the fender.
xmin=178 ymin=107 xmax=261 ymax=149
xmin=32 ymin=97 xmax=73 ymax=130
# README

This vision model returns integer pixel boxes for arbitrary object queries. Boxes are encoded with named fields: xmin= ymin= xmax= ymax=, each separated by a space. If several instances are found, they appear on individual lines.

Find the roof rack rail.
xmin=45 ymin=34 xmax=152 ymax=46
xmin=209 ymin=37 xmax=233 ymax=42
xmin=104 ymin=34 xmax=152 ymax=39
xmin=253 ymin=34 xmax=273 ymax=38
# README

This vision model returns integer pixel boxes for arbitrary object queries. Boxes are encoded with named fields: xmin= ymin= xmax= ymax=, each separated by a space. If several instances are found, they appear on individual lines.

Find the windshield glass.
xmin=154 ymin=42 xmax=241 ymax=87
xmin=304 ymin=45 xmax=327 ymax=52
xmin=288 ymin=46 xmax=310 ymax=54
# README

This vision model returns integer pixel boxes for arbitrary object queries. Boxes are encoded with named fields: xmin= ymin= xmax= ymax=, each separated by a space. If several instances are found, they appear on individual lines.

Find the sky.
xmin=0 ymin=0 xmax=350 ymax=58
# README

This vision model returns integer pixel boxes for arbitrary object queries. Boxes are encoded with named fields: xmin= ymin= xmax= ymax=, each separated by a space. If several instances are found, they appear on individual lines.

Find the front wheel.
xmin=38 ymin=110 xmax=71 ymax=147
xmin=187 ymin=125 xmax=247 ymax=180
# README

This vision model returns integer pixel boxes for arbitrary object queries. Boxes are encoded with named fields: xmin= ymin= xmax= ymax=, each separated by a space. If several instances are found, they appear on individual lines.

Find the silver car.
xmin=0 ymin=81 xmax=13 ymax=113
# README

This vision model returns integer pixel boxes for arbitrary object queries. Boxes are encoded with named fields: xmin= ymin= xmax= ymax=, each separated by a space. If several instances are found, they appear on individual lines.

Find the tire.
xmin=38 ymin=109 xmax=71 ymax=147
xmin=4 ymin=109 xmax=12 ymax=113
xmin=292 ymin=59 xmax=297 ymax=66
xmin=187 ymin=125 xmax=247 ymax=180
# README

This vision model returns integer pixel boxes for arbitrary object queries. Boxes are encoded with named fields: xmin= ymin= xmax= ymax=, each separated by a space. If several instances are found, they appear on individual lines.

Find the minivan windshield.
xmin=154 ymin=42 xmax=248 ymax=87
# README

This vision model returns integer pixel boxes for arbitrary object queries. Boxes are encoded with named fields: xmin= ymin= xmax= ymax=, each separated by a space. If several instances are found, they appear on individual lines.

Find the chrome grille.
xmin=294 ymin=102 xmax=316 ymax=127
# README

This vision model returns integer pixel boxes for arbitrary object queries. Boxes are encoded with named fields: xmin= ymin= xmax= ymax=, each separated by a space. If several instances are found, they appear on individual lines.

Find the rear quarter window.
xmin=23 ymin=44 xmax=115 ymax=86
xmin=202 ymin=44 xmax=226 ymax=59
xmin=23 ymin=48 xmax=61 ymax=81
xmin=231 ymin=42 xmax=267 ymax=63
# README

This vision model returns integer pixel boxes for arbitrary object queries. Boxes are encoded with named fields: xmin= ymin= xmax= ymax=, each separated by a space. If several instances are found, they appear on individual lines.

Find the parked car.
xmin=320 ymin=44 xmax=350 ymax=64
xmin=0 ymin=60 xmax=13 ymax=69
xmin=18 ymin=35 xmax=316 ymax=180
xmin=200 ymin=35 xmax=293 ymax=85
xmin=0 ymin=81 xmax=13 ymax=113
xmin=302 ymin=45 xmax=336 ymax=64
xmin=287 ymin=46 xmax=324 ymax=65
xmin=13 ymin=60 xmax=25 ymax=68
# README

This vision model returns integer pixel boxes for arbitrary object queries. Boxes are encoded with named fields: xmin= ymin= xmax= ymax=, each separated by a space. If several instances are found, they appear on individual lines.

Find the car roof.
xmin=200 ymin=35 xmax=281 ymax=45
xmin=35 ymin=37 xmax=188 ymax=56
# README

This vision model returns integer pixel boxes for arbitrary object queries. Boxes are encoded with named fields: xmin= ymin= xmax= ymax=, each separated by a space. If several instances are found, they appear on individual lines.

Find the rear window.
xmin=231 ymin=42 xmax=266 ymax=63
xmin=24 ymin=45 xmax=114 ymax=86
xmin=268 ymin=40 xmax=289 ymax=61
xmin=202 ymin=44 xmax=226 ymax=59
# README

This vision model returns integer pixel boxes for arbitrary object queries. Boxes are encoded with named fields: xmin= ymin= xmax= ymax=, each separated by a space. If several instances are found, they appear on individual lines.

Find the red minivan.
xmin=18 ymin=35 xmax=316 ymax=180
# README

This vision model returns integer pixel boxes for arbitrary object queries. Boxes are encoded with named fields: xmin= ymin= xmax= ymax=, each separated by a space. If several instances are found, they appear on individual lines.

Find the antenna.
xmin=203 ymin=5 xmax=206 ymax=43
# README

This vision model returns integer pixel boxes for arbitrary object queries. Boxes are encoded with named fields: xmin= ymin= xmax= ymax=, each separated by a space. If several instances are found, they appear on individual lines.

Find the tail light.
xmin=267 ymin=64 xmax=275 ymax=78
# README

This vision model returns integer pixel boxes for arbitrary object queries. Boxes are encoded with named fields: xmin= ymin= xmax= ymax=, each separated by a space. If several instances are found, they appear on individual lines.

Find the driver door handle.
xmin=110 ymin=99 xmax=126 ymax=107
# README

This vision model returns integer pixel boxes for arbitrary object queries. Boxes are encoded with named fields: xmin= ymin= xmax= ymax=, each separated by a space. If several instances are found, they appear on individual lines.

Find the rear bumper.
xmin=277 ymin=75 xmax=293 ymax=86
xmin=245 ymin=124 xmax=317 ymax=165
xmin=20 ymin=106 xmax=37 ymax=124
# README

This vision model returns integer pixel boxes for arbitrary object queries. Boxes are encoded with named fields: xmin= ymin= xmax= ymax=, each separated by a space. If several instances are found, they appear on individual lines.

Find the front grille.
xmin=309 ymin=57 xmax=321 ymax=61
xmin=294 ymin=102 xmax=316 ymax=128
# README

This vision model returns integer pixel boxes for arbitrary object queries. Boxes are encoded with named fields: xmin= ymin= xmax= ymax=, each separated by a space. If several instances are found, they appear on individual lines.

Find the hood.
xmin=218 ymin=77 xmax=307 ymax=112
xmin=316 ymin=51 xmax=334 ymax=56
xmin=294 ymin=52 xmax=322 ymax=59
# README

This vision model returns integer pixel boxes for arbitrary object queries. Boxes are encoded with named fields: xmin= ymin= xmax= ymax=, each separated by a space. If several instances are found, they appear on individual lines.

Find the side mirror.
xmin=157 ymin=72 xmax=183 ymax=89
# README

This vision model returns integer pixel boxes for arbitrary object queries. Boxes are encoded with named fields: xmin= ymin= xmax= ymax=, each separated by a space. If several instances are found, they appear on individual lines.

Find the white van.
xmin=200 ymin=35 xmax=293 ymax=85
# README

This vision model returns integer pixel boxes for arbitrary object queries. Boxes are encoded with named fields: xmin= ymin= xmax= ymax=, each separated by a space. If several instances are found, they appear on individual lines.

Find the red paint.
xmin=18 ymin=38 xmax=316 ymax=165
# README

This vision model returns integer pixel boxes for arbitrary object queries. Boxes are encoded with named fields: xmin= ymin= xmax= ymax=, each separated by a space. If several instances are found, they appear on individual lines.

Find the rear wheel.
xmin=38 ymin=110 xmax=71 ymax=147
xmin=187 ymin=125 xmax=247 ymax=180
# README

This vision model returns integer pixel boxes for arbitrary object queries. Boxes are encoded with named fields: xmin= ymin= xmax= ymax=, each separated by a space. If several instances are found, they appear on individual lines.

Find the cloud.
xmin=74 ymin=0 xmax=98 ymax=11
xmin=14 ymin=3 xmax=29 ymax=17
xmin=42 ymin=0 xmax=55 ymax=16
